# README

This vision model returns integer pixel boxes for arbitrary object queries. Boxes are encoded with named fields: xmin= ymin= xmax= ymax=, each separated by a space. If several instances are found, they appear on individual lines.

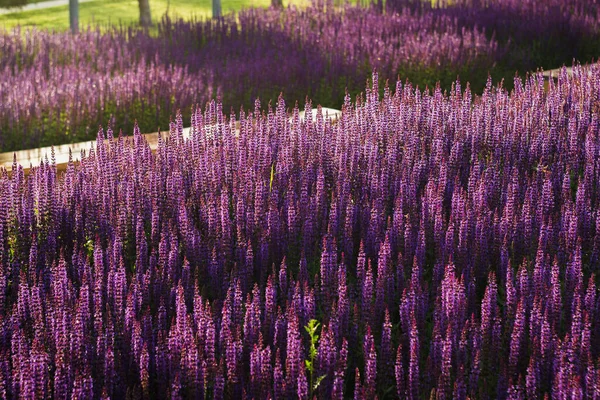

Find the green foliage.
xmin=269 ymin=163 xmax=275 ymax=192
xmin=84 ymin=238 xmax=94 ymax=259
xmin=304 ymin=319 xmax=326 ymax=398
xmin=0 ymin=0 xmax=311 ymax=31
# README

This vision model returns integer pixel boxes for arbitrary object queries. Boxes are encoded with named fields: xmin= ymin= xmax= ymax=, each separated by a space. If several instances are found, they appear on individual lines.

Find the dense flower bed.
xmin=0 ymin=28 xmax=206 ymax=152
xmin=0 ymin=3 xmax=500 ymax=152
xmin=1 ymin=66 xmax=599 ymax=398
xmin=4 ymin=0 xmax=600 ymax=153
xmin=387 ymin=0 xmax=600 ymax=70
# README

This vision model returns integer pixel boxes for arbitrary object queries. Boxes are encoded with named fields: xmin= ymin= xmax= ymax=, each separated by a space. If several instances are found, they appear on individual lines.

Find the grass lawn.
xmin=0 ymin=0 xmax=310 ymax=31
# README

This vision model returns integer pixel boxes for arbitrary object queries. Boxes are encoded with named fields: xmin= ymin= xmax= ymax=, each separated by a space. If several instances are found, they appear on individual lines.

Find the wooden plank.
xmin=540 ymin=65 xmax=596 ymax=80
xmin=0 ymin=107 xmax=342 ymax=174
xmin=541 ymin=66 xmax=574 ymax=79
xmin=0 ymin=128 xmax=181 ymax=172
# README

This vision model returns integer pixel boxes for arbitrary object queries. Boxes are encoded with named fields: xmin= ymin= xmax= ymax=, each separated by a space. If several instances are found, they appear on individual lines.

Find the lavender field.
xmin=2 ymin=0 xmax=600 ymax=399
xmin=3 ymin=0 xmax=600 ymax=152
xmin=0 ymin=3 xmax=500 ymax=152
xmin=1 ymin=66 xmax=600 ymax=398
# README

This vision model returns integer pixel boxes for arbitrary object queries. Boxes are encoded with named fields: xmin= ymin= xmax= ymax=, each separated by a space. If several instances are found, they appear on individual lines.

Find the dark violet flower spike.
xmin=396 ymin=344 xmax=405 ymax=400
xmin=363 ymin=326 xmax=377 ymax=398
xmin=409 ymin=316 xmax=420 ymax=400
xmin=354 ymin=367 xmax=363 ymax=400
xmin=297 ymin=366 xmax=308 ymax=400
xmin=509 ymin=300 xmax=526 ymax=378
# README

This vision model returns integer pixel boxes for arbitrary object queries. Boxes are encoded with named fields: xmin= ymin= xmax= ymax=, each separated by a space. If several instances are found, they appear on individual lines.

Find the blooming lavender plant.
xmin=0 ymin=65 xmax=600 ymax=398
xmin=0 ymin=1 xmax=501 ymax=152
xmin=386 ymin=0 xmax=600 ymax=71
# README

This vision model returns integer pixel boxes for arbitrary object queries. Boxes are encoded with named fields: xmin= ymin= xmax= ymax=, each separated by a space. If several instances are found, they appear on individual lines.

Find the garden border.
xmin=0 ymin=107 xmax=341 ymax=173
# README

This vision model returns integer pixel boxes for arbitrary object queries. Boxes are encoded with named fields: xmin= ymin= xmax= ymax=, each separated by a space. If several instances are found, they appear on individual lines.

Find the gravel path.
xmin=0 ymin=0 xmax=97 ymax=15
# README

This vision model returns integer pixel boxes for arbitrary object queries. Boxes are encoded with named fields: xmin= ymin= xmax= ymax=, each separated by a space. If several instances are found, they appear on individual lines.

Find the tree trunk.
xmin=271 ymin=0 xmax=283 ymax=8
xmin=69 ymin=0 xmax=78 ymax=34
xmin=212 ymin=0 xmax=221 ymax=18
xmin=139 ymin=0 xmax=152 ymax=27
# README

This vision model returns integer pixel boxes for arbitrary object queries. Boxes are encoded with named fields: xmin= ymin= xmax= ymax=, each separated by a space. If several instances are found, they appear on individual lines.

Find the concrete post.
xmin=69 ymin=0 xmax=78 ymax=33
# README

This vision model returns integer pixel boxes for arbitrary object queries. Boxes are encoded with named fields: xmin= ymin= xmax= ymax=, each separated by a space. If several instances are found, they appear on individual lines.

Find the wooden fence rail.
xmin=0 ymin=108 xmax=342 ymax=174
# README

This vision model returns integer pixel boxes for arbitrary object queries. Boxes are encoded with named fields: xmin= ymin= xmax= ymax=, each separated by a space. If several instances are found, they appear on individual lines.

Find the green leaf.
xmin=85 ymin=238 xmax=94 ymax=258
xmin=269 ymin=163 xmax=275 ymax=192
xmin=305 ymin=360 xmax=312 ymax=371
xmin=383 ymin=385 xmax=395 ymax=396
xmin=313 ymin=375 xmax=326 ymax=390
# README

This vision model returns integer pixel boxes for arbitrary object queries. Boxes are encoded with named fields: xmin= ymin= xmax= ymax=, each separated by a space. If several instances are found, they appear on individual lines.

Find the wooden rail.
xmin=0 ymin=128 xmax=191 ymax=173
xmin=541 ymin=65 xmax=597 ymax=80
xmin=541 ymin=66 xmax=573 ymax=79
xmin=0 ymin=107 xmax=342 ymax=174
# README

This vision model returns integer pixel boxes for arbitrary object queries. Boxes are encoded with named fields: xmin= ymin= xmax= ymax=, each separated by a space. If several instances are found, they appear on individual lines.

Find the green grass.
xmin=0 ymin=0 xmax=309 ymax=31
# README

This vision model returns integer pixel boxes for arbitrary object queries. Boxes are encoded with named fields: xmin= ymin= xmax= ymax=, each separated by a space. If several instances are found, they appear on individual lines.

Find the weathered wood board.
xmin=0 ymin=107 xmax=342 ymax=174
